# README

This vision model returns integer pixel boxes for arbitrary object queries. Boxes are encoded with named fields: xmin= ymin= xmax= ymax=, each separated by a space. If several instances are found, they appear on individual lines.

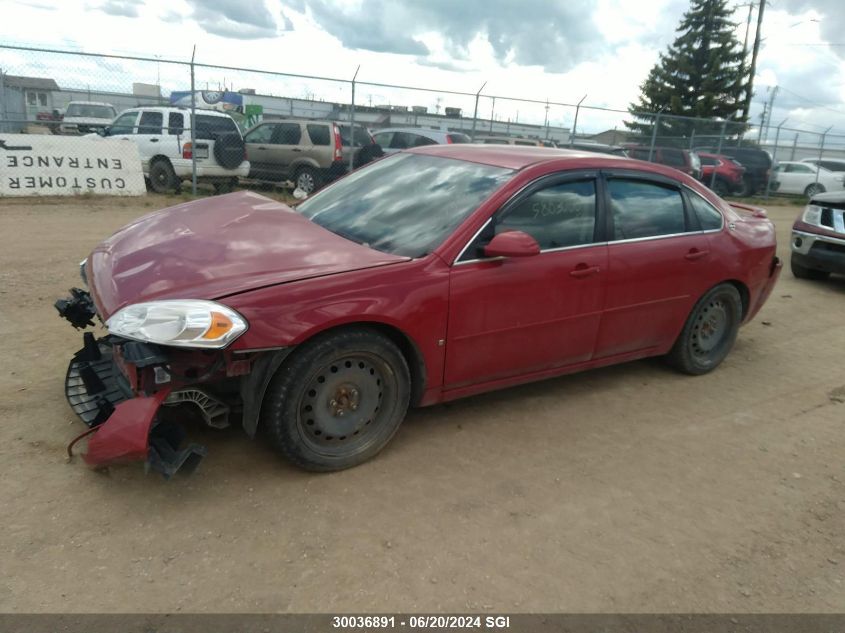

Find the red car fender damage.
xmin=83 ymin=389 xmax=171 ymax=467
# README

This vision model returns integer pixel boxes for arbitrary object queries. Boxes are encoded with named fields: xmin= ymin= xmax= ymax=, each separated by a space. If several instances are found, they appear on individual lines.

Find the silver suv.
xmin=99 ymin=107 xmax=249 ymax=193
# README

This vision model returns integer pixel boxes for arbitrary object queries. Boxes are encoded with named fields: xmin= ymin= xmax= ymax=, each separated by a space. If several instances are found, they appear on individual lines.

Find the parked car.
xmin=36 ymin=108 xmax=64 ymax=133
xmin=474 ymin=135 xmax=542 ymax=146
xmin=790 ymin=192 xmax=845 ymax=280
xmin=801 ymin=157 xmax=845 ymax=173
xmin=243 ymin=119 xmax=347 ymax=193
xmin=697 ymin=146 xmax=773 ymax=196
xmin=60 ymin=101 xmax=117 ymax=135
xmin=623 ymin=145 xmax=702 ymax=180
xmin=698 ymin=152 xmax=746 ymax=196
xmin=372 ymin=127 xmax=470 ymax=155
xmin=97 ymin=106 xmax=249 ymax=193
xmin=569 ymin=141 xmax=627 ymax=156
xmin=56 ymin=145 xmax=781 ymax=476
xmin=773 ymin=161 xmax=845 ymax=197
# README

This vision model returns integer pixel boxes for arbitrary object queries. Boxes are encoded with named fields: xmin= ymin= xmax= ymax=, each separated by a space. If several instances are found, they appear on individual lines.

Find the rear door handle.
xmin=291 ymin=148 xmax=302 ymax=152
xmin=570 ymin=264 xmax=601 ymax=278
xmin=684 ymin=248 xmax=709 ymax=261
xmin=256 ymin=146 xmax=267 ymax=150
xmin=149 ymin=138 xmax=158 ymax=143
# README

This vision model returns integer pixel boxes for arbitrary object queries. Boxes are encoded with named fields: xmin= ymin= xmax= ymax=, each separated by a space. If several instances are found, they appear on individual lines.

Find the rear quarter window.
xmin=195 ymin=114 xmax=239 ymax=140
xmin=307 ymin=124 xmax=331 ymax=146
xmin=688 ymin=191 xmax=724 ymax=231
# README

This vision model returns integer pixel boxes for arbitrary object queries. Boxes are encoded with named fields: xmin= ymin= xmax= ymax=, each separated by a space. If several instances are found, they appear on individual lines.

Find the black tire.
xmin=148 ymin=158 xmax=180 ymax=194
xmin=666 ymin=284 xmax=742 ymax=375
xmin=260 ymin=328 xmax=411 ymax=472
xmin=804 ymin=183 xmax=825 ymax=198
xmin=738 ymin=175 xmax=755 ymax=197
xmin=213 ymin=178 xmax=237 ymax=195
xmin=294 ymin=166 xmax=321 ymax=194
xmin=213 ymin=133 xmax=246 ymax=170
xmin=791 ymin=254 xmax=830 ymax=280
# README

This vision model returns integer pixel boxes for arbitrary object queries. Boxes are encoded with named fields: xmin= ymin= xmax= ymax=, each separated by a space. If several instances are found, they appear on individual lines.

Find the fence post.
xmin=709 ymin=118 xmax=729 ymax=190
xmin=569 ymin=94 xmax=587 ymax=147
xmin=469 ymin=81 xmax=486 ymax=141
xmin=689 ymin=128 xmax=695 ymax=150
xmin=764 ymin=118 xmax=787 ymax=199
xmin=814 ymin=126 xmax=832 ymax=188
xmin=190 ymin=45 xmax=197 ymax=196
xmin=648 ymin=107 xmax=665 ymax=162
xmin=489 ymin=97 xmax=495 ymax=132
xmin=349 ymin=65 xmax=359 ymax=174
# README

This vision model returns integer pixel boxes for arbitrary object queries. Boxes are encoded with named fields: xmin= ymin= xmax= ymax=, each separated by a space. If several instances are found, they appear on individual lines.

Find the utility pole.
xmin=756 ymin=100 xmax=768 ymax=143
xmin=741 ymin=0 xmax=765 ymax=121
xmin=764 ymin=85 xmax=778 ymax=140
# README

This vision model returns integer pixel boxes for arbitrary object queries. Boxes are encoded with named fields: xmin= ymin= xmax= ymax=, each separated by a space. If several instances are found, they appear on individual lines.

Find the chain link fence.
xmin=2 ymin=44 xmax=844 ymax=198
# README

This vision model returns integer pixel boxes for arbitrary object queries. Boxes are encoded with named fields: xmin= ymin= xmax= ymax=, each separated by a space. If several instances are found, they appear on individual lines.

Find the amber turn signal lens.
xmin=202 ymin=311 xmax=234 ymax=340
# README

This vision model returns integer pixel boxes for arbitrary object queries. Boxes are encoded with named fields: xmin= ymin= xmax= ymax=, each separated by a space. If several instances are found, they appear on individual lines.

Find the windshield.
xmin=66 ymin=104 xmax=116 ymax=119
xmin=340 ymin=125 xmax=371 ymax=147
xmin=297 ymin=153 xmax=513 ymax=257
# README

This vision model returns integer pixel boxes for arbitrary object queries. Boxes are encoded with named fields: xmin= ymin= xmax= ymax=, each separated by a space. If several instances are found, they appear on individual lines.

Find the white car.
xmin=60 ymin=101 xmax=117 ymax=135
xmin=774 ymin=161 xmax=845 ymax=197
xmin=98 ymin=106 xmax=249 ymax=193
xmin=371 ymin=127 xmax=470 ymax=155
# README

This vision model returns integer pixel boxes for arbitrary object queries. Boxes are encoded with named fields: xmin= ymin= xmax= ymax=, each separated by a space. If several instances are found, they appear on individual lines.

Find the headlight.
xmin=802 ymin=204 xmax=822 ymax=226
xmin=106 ymin=300 xmax=247 ymax=349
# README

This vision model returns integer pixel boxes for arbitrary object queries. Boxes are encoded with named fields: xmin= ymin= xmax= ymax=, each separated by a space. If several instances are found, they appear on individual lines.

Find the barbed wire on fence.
xmin=2 ymin=43 xmax=844 ymax=198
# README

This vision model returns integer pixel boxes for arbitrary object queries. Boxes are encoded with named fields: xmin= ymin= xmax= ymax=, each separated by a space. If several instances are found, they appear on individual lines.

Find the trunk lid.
xmin=88 ymin=191 xmax=409 ymax=319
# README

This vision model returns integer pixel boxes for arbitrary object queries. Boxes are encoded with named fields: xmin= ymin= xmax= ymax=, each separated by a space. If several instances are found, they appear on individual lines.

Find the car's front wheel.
xmin=666 ymin=283 xmax=742 ymax=375
xmin=260 ymin=328 xmax=411 ymax=471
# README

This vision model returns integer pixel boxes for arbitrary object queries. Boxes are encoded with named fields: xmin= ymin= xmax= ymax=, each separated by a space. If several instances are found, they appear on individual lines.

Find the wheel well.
xmin=724 ymin=279 xmax=750 ymax=320
xmin=298 ymin=322 xmax=427 ymax=406
xmin=149 ymin=155 xmax=173 ymax=169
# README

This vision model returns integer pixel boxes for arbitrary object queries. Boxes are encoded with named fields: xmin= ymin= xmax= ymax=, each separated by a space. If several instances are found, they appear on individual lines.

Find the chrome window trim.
xmin=455 ymin=240 xmax=607 ymax=266
xmin=453 ymin=218 xmax=492 ymax=265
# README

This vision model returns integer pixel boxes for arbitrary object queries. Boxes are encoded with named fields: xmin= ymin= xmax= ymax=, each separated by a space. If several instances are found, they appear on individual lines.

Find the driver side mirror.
xmin=483 ymin=230 xmax=540 ymax=258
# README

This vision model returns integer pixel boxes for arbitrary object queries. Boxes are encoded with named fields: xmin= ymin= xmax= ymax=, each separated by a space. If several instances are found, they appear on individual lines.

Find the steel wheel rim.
xmin=297 ymin=172 xmax=315 ymax=193
xmin=691 ymin=298 xmax=729 ymax=358
xmin=296 ymin=352 xmax=395 ymax=456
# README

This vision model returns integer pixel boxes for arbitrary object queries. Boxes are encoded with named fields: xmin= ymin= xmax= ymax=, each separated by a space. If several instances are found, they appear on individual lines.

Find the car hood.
xmin=88 ymin=191 xmax=409 ymax=319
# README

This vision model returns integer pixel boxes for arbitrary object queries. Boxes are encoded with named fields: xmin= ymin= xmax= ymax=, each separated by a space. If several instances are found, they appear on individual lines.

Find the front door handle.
xmin=149 ymin=138 xmax=158 ymax=143
xmin=570 ymin=264 xmax=601 ymax=278
xmin=256 ymin=146 xmax=267 ymax=150
xmin=684 ymin=248 xmax=709 ymax=261
xmin=291 ymin=148 xmax=302 ymax=152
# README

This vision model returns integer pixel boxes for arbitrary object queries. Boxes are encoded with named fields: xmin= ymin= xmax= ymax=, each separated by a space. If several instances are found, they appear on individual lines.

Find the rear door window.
xmin=274 ymin=123 xmax=302 ymax=145
xmin=608 ymin=179 xmax=688 ymax=240
xmin=662 ymin=149 xmax=686 ymax=167
xmin=137 ymin=111 xmax=162 ymax=134
xmin=307 ymin=124 xmax=331 ymax=146
xmin=167 ymin=112 xmax=184 ymax=135
xmin=372 ymin=131 xmax=393 ymax=147
xmin=390 ymin=132 xmax=416 ymax=149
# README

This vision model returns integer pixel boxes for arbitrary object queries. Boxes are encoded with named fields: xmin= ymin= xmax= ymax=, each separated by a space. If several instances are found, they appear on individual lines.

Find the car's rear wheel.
xmin=791 ymin=254 xmax=830 ymax=280
xmin=804 ymin=183 xmax=825 ymax=198
xmin=711 ymin=177 xmax=730 ymax=197
xmin=148 ymin=158 xmax=180 ymax=194
xmin=294 ymin=166 xmax=321 ymax=195
xmin=666 ymin=284 xmax=742 ymax=375
xmin=260 ymin=328 xmax=410 ymax=472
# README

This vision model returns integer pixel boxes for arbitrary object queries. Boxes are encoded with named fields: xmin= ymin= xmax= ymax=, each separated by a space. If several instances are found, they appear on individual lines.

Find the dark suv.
xmin=697 ymin=146 xmax=773 ymax=196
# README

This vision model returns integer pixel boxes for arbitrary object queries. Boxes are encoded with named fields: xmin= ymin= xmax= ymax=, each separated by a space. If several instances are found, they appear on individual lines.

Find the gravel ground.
xmin=0 ymin=194 xmax=843 ymax=613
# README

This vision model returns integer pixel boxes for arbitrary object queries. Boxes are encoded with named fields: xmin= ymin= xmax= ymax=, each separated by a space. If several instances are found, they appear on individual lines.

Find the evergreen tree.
xmin=626 ymin=0 xmax=749 ymax=143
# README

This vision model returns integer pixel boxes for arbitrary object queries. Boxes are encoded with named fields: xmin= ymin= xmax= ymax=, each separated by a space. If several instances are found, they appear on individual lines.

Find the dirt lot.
xmin=0 ymin=194 xmax=843 ymax=613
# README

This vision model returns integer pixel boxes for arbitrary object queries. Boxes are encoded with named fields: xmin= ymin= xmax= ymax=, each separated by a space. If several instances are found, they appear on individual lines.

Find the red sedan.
xmin=698 ymin=152 xmax=746 ymax=196
xmin=57 ymin=146 xmax=781 ymax=476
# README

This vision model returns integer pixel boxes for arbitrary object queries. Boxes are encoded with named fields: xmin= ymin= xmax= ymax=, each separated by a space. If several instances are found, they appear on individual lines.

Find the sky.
xmin=1 ymin=0 xmax=845 ymax=140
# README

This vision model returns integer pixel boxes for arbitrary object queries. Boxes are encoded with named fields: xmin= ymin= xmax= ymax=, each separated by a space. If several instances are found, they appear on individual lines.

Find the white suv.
xmin=99 ymin=107 xmax=249 ymax=193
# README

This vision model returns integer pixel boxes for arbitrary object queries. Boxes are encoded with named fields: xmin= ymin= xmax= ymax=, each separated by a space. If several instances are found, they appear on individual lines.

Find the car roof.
xmin=125 ymin=106 xmax=232 ymax=117
xmin=67 ymin=101 xmax=114 ymax=107
xmin=409 ymin=143 xmax=684 ymax=172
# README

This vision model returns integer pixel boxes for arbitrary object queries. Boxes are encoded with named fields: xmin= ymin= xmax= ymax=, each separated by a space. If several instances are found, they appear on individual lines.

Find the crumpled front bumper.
xmin=63 ymin=326 xmax=208 ymax=478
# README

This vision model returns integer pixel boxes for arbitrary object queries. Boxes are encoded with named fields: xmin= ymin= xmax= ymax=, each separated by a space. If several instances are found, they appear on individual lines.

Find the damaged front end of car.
xmin=56 ymin=285 xmax=270 ymax=479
